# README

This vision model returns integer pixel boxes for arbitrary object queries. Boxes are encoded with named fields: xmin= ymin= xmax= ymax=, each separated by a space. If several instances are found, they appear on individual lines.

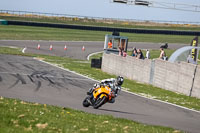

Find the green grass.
xmin=0 ymin=25 xmax=195 ymax=43
xmin=0 ymin=25 xmax=110 ymax=41
xmin=0 ymin=97 xmax=180 ymax=133
xmin=0 ymin=47 xmax=200 ymax=111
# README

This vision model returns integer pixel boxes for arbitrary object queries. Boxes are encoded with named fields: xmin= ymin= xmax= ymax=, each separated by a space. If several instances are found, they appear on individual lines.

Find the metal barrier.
xmin=7 ymin=20 xmax=200 ymax=36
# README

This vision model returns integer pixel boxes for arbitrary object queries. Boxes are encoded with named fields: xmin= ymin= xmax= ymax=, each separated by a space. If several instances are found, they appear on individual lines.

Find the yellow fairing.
xmin=100 ymin=94 xmax=107 ymax=98
xmin=93 ymin=86 xmax=111 ymax=99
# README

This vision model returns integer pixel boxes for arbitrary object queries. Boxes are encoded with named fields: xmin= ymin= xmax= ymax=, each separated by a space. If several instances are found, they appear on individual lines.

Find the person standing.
xmin=132 ymin=47 xmax=137 ymax=57
xmin=108 ymin=40 xmax=112 ymax=48
xmin=146 ymin=49 xmax=150 ymax=59
xmin=137 ymin=49 xmax=144 ymax=59
xmin=118 ymin=47 xmax=123 ymax=56
xmin=159 ymin=48 xmax=167 ymax=60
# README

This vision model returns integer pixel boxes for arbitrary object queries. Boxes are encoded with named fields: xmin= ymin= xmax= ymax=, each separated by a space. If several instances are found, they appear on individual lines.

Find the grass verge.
xmin=0 ymin=47 xmax=200 ymax=111
xmin=0 ymin=96 xmax=180 ymax=133
xmin=0 ymin=25 xmax=195 ymax=43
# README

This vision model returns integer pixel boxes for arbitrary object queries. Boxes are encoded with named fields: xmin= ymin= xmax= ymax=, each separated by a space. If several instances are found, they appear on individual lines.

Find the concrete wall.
xmin=102 ymin=53 xmax=200 ymax=98
xmin=102 ymin=53 xmax=152 ymax=84
xmin=153 ymin=60 xmax=196 ymax=96
xmin=191 ymin=65 xmax=200 ymax=98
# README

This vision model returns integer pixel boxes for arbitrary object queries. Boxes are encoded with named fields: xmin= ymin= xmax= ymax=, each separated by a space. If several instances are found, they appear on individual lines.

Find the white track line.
xmin=122 ymin=90 xmax=200 ymax=114
xmin=87 ymin=51 xmax=103 ymax=60
xmin=0 ymin=46 xmax=18 ymax=49
xmin=34 ymin=57 xmax=200 ymax=114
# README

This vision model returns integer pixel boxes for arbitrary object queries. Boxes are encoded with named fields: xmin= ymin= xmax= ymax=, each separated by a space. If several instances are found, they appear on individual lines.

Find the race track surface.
xmin=0 ymin=54 xmax=200 ymax=133
xmin=0 ymin=40 xmax=188 ymax=60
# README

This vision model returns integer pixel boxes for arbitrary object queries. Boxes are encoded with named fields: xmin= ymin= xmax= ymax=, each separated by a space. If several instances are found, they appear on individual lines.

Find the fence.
xmin=101 ymin=53 xmax=200 ymax=98
xmin=1 ymin=9 xmax=200 ymax=25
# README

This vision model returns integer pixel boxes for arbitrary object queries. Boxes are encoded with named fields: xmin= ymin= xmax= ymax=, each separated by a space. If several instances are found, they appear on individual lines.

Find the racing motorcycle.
xmin=82 ymin=85 xmax=114 ymax=109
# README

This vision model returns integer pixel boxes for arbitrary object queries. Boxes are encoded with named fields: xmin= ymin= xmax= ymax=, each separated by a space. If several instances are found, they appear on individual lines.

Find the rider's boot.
xmin=108 ymin=97 xmax=115 ymax=103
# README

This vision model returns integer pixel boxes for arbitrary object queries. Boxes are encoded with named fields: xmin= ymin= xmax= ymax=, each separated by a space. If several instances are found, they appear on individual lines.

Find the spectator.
xmin=146 ymin=49 xmax=150 ymax=59
xmin=123 ymin=51 xmax=127 ymax=57
xmin=136 ymin=49 xmax=144 ymax=59
xmin=159 ymin=48 xmax=167 ymax=60
xmin=132 ymin=47 xmax=137 ymax=57
xmin=108 ymin=40 xmax=112 ymax=49
xmin=118 ymin=47 xmax=123 ymax=56
xmin=118 ymin=47 xmax=127 ymax=57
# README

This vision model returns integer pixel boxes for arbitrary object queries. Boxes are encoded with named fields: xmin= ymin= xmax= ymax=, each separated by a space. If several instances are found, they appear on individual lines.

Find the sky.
xmin=1 ymin=0 xmax=200 ymax=23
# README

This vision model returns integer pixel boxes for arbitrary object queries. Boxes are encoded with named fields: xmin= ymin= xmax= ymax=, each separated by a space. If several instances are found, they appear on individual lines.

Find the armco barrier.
xmin=102 ymin=53 xmax=200 ymax=98
xmin=7 ymin=20 xmax=200 ymax=36
xmin=0 ymin=19 xmax=8 ymax=25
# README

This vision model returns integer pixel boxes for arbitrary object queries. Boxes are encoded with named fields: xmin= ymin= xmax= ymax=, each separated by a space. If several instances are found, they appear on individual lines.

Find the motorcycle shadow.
xmin=98 ymin=108 xmax=149 ymax=116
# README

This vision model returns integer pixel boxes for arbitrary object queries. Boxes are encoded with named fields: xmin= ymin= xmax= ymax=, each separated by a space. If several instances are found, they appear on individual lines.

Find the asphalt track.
xmin=0 ymin=40 xmax=187 ymax=60
xmin=0 ymin=40 xmax=199 ymax=133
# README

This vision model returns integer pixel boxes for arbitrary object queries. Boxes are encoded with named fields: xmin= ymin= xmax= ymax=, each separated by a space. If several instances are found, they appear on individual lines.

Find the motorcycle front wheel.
xmin=93 ymin=96 xmax=107 ymax=109
xmin=82 ymin=96 xmax=91 ymax=107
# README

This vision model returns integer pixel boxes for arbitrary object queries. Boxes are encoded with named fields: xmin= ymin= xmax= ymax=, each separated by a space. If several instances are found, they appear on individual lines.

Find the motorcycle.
xmin=82 ymin=85 xmax=113 ymax=109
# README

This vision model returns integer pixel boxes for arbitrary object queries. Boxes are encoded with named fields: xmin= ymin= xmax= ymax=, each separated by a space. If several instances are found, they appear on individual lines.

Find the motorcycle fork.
xmin=89 ymin=95 xmax=95 ymax=105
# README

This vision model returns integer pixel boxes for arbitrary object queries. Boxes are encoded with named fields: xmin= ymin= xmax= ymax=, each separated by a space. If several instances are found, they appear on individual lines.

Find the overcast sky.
xmin=1 ymin=0 xmax=200 ymax=23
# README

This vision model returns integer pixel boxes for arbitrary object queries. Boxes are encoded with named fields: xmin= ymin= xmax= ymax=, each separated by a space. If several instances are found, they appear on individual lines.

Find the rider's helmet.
xmin=116 ymin=76 xmax=124 ymax=86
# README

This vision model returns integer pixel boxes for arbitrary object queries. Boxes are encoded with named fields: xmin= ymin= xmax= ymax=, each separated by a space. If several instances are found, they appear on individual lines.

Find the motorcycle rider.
xmin=87 ymin=76 xmax=124 ymax=103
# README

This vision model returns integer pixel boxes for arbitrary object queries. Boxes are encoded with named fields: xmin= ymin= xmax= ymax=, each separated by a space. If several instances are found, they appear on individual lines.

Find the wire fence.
xmin=0 ymin=9 xmax=200 ymax=25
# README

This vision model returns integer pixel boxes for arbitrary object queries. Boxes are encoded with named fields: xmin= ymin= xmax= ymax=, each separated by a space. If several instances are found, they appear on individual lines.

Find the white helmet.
xmin=116 ymin=76 xmax=124 ymax=86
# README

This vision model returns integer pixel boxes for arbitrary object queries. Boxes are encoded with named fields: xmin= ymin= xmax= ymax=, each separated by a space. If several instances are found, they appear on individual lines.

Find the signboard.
xmin=190 ymin=36 xmax=198 ymax=62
